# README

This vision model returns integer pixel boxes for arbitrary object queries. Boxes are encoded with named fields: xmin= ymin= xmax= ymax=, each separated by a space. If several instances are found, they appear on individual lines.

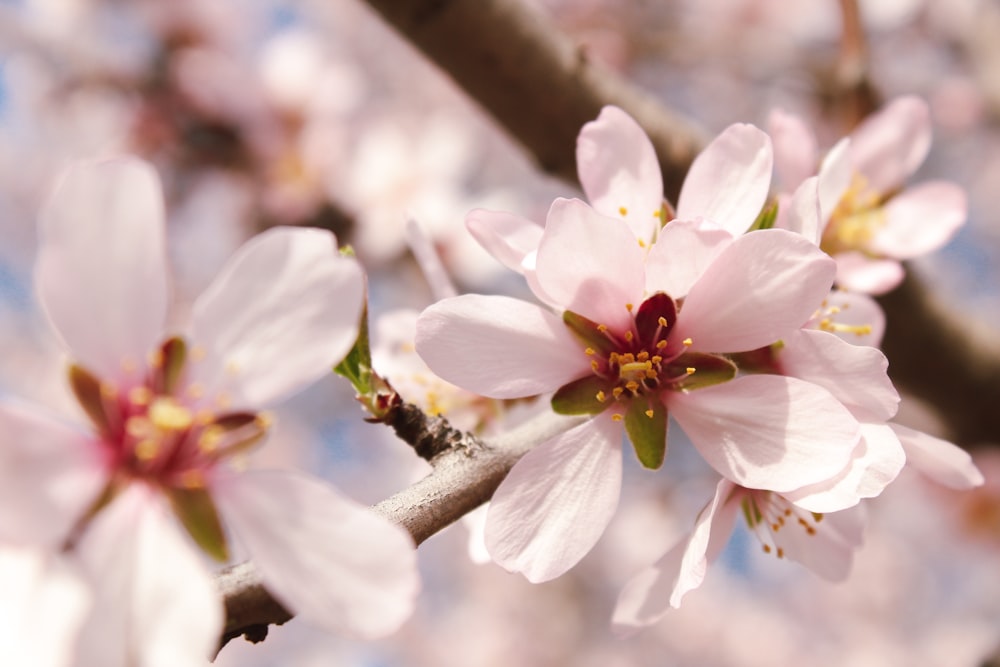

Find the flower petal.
xmin=214 ymin=470 xmax=419 ymax=638
xmin=671 ymin=229 xmax=835 ymax=353
xmin=0 ymin=548 xmax=91 ymax=667
xmin=771 ymin=501 xmax=866 ymax=581
xmin=576 ymin=105 xmax=663 ymax=241
xmin=676 ymin=123 xmax=773 ymax=236
xmin=485 ymin=412 xmax=622 ymax=582
xmin=891 ymin=423 xmax=984 ymax=489
xmin=817 ymin=138 xmax=853 ymax=223
xmin=777 ymin=329 xmax=899 ymax=422
xmin=188 ymin=227 xmax=364 ymax=409
xmin=36 ymin=158 xmax=169 ymax=381
xmin=0 ymin=402 xmax=106 ymax=548
xmin=768 ymin=108 xmax=819 ymax=190
xmin=464 ymin=208 xmax=544 ymax=274
xmin=834 ymin=251 xmax=904 ymax=294
xmin=534 ymin=198 xmax=645 ymax=330
xmin=849 ymin=96 xmax=932 ymax=192
xmin=416 ymin=294 xmax=591 ymax=398
xmin=873 ymin=181 xmax=966 ymax=259
xmin=74 ymin=485 xmax=222 ymax=667
xmin=785 ymin=423 xmax=905 ymax=512
xmin=611 ymin=479 xmax=739 ymax=634
xmin=670 ymin=375 xmax=860 ymax=492
xmin=811 ymin=290 xmax=886 ymax=347
xmin=644 ymin=219 xmax=734 ymax=298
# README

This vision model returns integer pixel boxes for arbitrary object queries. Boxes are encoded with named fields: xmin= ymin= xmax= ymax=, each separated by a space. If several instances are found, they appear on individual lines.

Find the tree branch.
xmin=217 ymin=406 xmax=583 ymax=646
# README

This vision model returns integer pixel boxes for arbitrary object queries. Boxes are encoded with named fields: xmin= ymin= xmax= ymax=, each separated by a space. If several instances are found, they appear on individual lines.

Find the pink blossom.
xmin=770 ymin=97 xmax=967 ymax=294
xmin=417 ymin=197 xmax=860 ymax=582
xmin=466 ymin=105 xmax=773 ymax=278
xmin=0 ymin=158 xmax=419 ymax=660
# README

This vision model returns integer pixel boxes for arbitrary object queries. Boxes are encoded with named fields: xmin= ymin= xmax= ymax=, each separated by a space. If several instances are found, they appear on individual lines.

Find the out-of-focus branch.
xmin=217 ymin=406 xmax=583 ymax=646
xmin=358 ymin=0 xmax=1000 ymax=447
xmin=358 ymin=0 xmax=705 ymax=202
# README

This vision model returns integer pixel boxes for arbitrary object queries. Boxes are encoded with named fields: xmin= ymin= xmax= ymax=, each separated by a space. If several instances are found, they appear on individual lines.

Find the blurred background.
xmin=0 ymin=0 xmax=998 ymax=665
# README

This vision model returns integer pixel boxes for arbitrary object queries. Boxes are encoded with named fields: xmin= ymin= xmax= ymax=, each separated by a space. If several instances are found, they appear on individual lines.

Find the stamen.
xmin=585 ymin=347 xmax=596 ymax=356
xmin=644 ymin=409 xmax=654 ymax=418
xmin=611 ymin=413 xmax=623 ymax=422
xmin=685 ymin=367 xmax=696 ymax=375
xmin=149 ymin=398 xmax=194 ymax=431
xmin=595 ymin=391 xmax=607 ymax=403
xmin=682 ymin=338 xmax=693 ymax=347
xmin=618 ymin=206 xmax=628 ymax=217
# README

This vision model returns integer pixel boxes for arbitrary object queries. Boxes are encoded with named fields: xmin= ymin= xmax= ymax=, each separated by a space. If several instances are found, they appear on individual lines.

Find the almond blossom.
xmin=416 ymin=196 xmax=863 ymax=583
xmin=770 ymin=97 xmax=967 ymax=294
xmin=0 ymin=157 xmax=419 ymax=664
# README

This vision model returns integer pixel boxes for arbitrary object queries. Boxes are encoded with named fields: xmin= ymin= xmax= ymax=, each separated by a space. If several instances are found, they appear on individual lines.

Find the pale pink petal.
xmin=672 ymin=229 xmax=835 ymax=353
xmin=188 ymin=227 xmax=364 ymax=409
xmin=0 ymin=402 xmax=106 ymax=548
xmin=405 ymin=218 xmax=457 ymax=300
xmin=785 ymin=423 xmax=905 ymax=512
xmin=817 ymin=138 xmax=853 ymax=224
xmin=612 ymin=479 xmax=740 ymax=633
xmin=813 ymin=290 xmax=886 ymax=347
xmin=74 ymin=485 xmax=222 ymax=667
xmin=576 ymin=105 xmax=663 ymax=241
xmin=534 ymin=198 xmax=645 ymax=330
xmin=834 ymin=251 xmax=904 ymax=294
xmin=464 ymin=208 xmax=543 ymax=274
xmin=676 ymin=123 xmax=773 ymax=236
xmin=891 ymin=423 xmax=984 ymax=489
xmin=849 ymin=96 xmax=932 ymax=192
xmin=461 ymin=503 xmax=491 ymax=565
xmin=485 ymin=413 xmax=622 ymax=583
xmin=644 ymin=219 xmax=734 ymax=298
xmin=777 ymin=329 xmax=899 ymax=422
xmin=670 ymin=375 xmax=860 ymax=492
xmin=214 ymin=470 xmax=419 ymax=638
xmin=873 ymin=181 xmax=967 ymax=259
xmin=771 ymin=501 xmax=866 ymax=581
xmin=36 ymin=158 xmax=169 ymax=381
xmin=784 ymin=176 xmax=822 ymax=244
xmin=768 ymin=108 xmax=819 ymax=190
xmin=0 ymin=548 xmax=91 ymax=667
xmin=415 ymin=294 xmax=591 ymax=398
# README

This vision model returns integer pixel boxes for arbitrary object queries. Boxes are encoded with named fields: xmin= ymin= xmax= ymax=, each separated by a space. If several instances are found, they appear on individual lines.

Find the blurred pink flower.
xmin=770 ymin=97 xmax=967 ymax=294
xmin=0 ymin=157 xmax=419 ymax=663
xmin=416 ymin=196 xmax=860 ymax=583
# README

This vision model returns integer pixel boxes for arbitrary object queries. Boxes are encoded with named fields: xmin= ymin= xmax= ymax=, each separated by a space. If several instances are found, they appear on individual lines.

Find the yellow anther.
xmin=645 ymin=369 xmax=657 ymax=379
xmin=134 ymin=438 xmax=159 ymax=461
xmin=686 ymin=367 xmax=696 ymax=375
xmin=626 ymin=303 xmax=634 ymax=312
xmin=591 ymin=360 xmax=601 ymax=372
xmin=149 ymin=398 xmax=194 ymax=431
xmin=651 ymin=355 xmax=662 ymax=364
xmin=595 ymin=391 xmax=607 ymax=403
xmin=598 ymin=324 xmax=608 ymax=333
xmin=611 ymin=413 xmax=623 ymax=422
xmin=618 ymin=206 xmax=628 ymax=217
xmin=624 ymin=331 xmax=634 ymax=342
xmin=178 ymin=469 xmax=206 ymax=489
xmin=625 ymin=380 xmax=640 ymax=392
xmin=638 ymin=238 xmax=647 ymax=249
xmin=656 ymin=340 xmax=667 ymax=350
xmin=636 ymin=351 xmax=649 ymax=362
xmin=682 ymin=337 xmax=693 ymax=347
xmin=776 ymin=547 xmax=785 ymax=559
xmin=198 ymin=425 xmax=223 ymax=452
xmin=585 ymin=347 xmax=596 ymax=356
xmin=612 ymin=387 xmax=625 ymax=399
xmin=763 ymin=544 xmax=772 ymax=554
xmin=644 ymin=409 xmax=654 ymax=418
xmin=128 ymin=386 xmax=152 ymax=406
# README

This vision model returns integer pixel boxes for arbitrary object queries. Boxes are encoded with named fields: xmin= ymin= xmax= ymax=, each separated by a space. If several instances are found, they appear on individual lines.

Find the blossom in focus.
xmin=0 ymin=157 xmax=419 ymax=664
xmin=770 ymin=96 xmax=967 ymax=294
xmin=416 ymin=195 xmax=862 ymax=583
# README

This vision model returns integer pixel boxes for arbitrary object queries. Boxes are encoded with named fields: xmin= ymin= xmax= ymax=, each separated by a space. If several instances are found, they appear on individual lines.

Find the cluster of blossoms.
xmin=414 ymin=102 xmax=984 ymax=631
xmin=0 ymin=159 xmax=419 ymax=665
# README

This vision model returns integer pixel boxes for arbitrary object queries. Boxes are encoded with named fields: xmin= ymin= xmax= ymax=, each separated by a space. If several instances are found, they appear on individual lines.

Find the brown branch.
xmin=217 ymin=407 xmax=584 ymax=646
xmin=358 ymin=0 xmax=705 ymax=203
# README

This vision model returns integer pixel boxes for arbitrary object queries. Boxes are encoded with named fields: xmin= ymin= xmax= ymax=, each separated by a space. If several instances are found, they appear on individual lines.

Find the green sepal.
xmin=746 ymin=200 xmax=779 ymax=232
xmin=624 ymin=398 xmax=667 ymax=470
xmin=157 ymin=336 xmax=187 ymax=395
xmin=68 ymin=364 xmax=112 ymax=438
xmin=671 ymin=352 xmax=737 ymax=391
xmin=333 ymin=298 xmax=399 ymax=421
xmin=562 ymin=310 xmax=617 ymax=356
xmin=167 ymin=485 xmax=229 ymax=562
xmin=551 ymin=375 xmax=612 ymax=415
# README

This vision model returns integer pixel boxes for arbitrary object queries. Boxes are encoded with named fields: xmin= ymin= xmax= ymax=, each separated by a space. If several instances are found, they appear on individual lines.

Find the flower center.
xmin=741 ymin=490 xmax=823 ymax=560
xmin=821 ymin=172 xmax=887 ymax=256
